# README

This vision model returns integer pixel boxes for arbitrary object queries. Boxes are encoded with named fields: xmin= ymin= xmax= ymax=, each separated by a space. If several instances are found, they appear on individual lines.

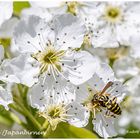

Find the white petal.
xmin=67 ymin=102 xmax=89 ymax=127
xmin=0 ymin=85 xmax=13 ymax=110
xmin=92 ymin=26 xmax=119 ymax=48
xmin=67 ymin=51 xmax=100 ymax=85
xmin=14 ymin=16 xmax=54 ymax=53
xmin=10 ymin=39 xmax=20 ymax=57
xmin=0 ymin=17 xmax=19 ymax=38
xmin=21 ymin=7 xmax=52 ymax=22
xmin=52 ymin=14 xmax=86 ymax=50
xmin=28 ymin=82 xmax=47 ymax=110
xmin=95 ymin=63 xmax=115 ymax=83
xmin=92 ymin=113 xmax=118 ymax=138
xmin=0 ymin=54 xmax=39 ymax=87
xmin=89 ymin=74 xmax=105 ymax=91
xmin=28 ymin=77 xmax=76 ymax=110
xmin=75 ymin=83 xmax=90 ymax=104
xmin=0 ymin=2 xmax=13 ymax=27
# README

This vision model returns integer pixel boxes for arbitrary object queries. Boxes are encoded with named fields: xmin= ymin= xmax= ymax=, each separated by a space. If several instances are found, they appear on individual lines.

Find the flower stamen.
xmin=31 ymin=45 xmax=65 ymax=77
xmin=39 ymin=104 xmax=69 ymax=130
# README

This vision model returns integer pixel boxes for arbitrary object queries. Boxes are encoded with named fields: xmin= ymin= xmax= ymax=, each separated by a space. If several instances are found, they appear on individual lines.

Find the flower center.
xmin=104 ymin=6 xmax=122 ymax=23
xmin=108 ymin=8 xmax=119 ymax=18
xmin=31 ymin=46 xmax=65 ymax=75
xmin=43 ymin=51 xmax=59 ymax=64
xmin=48 ymin=107 xmax=61 ymax=119
xmin=39 ymin=104 xmax=67 ymax=130
xmin=66 ymin=2 xmax=79 ymax=15
xmin=83 ymin=34 xmax=92 ymax=48
xmin=106 ymin=46 xmax=130 ymax=60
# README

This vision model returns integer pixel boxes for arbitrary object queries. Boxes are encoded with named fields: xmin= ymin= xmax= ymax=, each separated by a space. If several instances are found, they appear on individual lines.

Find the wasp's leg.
xmin=96 ymin=106 xmax=102 ymax=112
xmin=92 ymin=104 xmax=98 ymax=108
xmin=92 ymin=106 xmax=102 ymax=120
xmin=92 ymin=108 xmax=96 ymax=120
xmin=106 ymin=110 xmax=109 ymax=115
xmin=104 ymin=110 xmax=110 ymax=117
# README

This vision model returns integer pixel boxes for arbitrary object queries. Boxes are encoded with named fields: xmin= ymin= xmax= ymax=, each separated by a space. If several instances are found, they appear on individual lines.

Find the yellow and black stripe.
xmin=105 ymin=99 xmax=121 ymax=115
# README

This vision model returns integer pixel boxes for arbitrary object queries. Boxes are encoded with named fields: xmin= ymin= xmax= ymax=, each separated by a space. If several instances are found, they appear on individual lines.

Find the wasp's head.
xmin=91 ymin=94 xmax=99 ymax=103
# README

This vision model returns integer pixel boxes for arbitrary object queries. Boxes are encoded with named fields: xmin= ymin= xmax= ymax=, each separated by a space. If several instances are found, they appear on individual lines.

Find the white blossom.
xmin=29 ymin=83 xmax=89 ymax=130
xmin=8 ymin=14 xmax=98 ymax=87
xmin=85 ymin=2 xmax=140 ymax=48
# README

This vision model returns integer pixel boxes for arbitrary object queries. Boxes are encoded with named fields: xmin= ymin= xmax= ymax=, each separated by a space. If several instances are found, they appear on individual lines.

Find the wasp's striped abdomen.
xmin=105 ymin=99 xmax=122 ymax=115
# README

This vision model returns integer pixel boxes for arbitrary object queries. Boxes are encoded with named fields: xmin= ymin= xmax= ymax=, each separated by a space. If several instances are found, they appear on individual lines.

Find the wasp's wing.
xmin=105 ymin=81 xmax=126 ymax=102
xmin=99 ymin=81 xmax=113 ymax=95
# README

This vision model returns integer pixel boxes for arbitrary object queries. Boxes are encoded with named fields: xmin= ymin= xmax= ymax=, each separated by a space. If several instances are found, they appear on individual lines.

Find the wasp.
xmin=89 ymin=81 xmax=122 ymax=119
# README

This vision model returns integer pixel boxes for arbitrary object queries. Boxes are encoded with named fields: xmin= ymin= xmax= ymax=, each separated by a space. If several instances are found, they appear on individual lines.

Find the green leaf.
xmin=48 ymin=122 xmax=98 ymax=138
xmin=13 ymin=1 xmax=30 ymax=16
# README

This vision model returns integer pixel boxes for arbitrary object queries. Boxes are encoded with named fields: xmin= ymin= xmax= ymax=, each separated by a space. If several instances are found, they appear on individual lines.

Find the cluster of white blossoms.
xmin=0 ymin=1 xmax=140 ymax=138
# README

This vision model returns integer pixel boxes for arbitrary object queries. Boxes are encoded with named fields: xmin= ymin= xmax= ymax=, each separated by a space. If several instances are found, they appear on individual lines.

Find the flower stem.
xmin=10 ymin=112 xmax=27 ymax=127
xmin=43 ymin=124 xmax=52 ymax=138
xmin=13 ymin=97 xmax=42 ymax=130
